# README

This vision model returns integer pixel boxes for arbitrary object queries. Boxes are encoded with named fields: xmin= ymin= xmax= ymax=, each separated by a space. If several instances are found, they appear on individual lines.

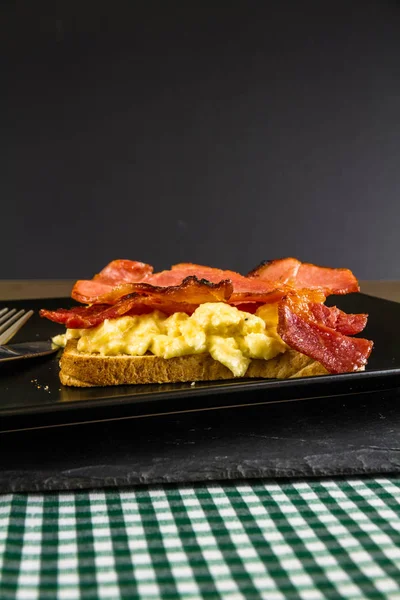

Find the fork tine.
xmin=0 ymin=310 xmax=26 ymax=335
xmin=0 ymin=308 xmax=16 ymax=326
xmin=0 ymin=310 xmax=34 ymax=345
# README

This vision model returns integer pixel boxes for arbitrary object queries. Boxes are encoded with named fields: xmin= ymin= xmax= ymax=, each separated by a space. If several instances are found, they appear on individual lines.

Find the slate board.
xmin=1 ymin=386 xmax=400 ymax=492
xmin=1 ymin=292 xmax=400 ymax=492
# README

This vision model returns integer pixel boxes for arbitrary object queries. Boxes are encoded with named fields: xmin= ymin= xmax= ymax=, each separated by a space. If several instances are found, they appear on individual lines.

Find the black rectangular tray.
xmin=1 ymin=293 xmax=399 ymax=432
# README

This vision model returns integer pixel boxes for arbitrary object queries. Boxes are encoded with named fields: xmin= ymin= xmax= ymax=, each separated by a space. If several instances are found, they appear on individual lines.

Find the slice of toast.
xmin=59 ymin=340 xmax=328 ymax=387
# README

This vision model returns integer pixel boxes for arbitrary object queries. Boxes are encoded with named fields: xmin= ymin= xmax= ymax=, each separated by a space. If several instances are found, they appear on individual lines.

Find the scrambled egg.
xmin=53 ymin=302 xmax=287 ymax=377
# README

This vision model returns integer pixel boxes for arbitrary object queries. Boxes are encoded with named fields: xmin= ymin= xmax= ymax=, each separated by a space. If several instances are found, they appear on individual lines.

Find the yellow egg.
xmin=57 ymin=302 xmax=287 ymax=377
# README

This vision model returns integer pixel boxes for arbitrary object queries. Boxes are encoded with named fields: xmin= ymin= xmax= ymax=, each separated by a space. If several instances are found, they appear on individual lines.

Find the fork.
xmin=0 ymin=308 xmax=34 ymax=345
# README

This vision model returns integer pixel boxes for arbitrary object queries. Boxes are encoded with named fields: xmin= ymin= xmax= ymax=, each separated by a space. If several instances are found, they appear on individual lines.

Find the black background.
xmin=2 ymin=1 xmax=400 ymax=280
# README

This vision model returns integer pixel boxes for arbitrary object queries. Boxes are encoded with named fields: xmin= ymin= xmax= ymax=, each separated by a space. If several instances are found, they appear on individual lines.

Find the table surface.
xmin=1 ymin=280 xmax=400 ymax=599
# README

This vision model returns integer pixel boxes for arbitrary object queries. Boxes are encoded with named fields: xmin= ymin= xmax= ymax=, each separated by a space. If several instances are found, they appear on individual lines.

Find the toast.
xmin=59 ymin=339 xmax=328 ymax=387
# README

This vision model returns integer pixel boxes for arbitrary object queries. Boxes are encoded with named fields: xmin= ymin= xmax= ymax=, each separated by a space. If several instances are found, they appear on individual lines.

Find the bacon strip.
xmin=152 ymin=264 xmax=294 ymax=303
xmin=72 ymin=275 xmax=234 ymax=306
xmin=95 ymin=260 xmax=153 ymax=284
xmin=72 ymin=257 xmax=359 ymax=306
xmin=72 ymin=263 xmax=293 ymax=305
xmin=72 ymin=260 xmax=154 ymax=304
xmin=40 ymin=300 xmax=142 ymax=329
xmin=248 ymin=258 xmax=359 ymax=295
xmin=41 ymin=298 xmax=199 ymax=329
xmin=40 ymin=277 xmax=233 ymax=328
xmin=247 ymin=258 xmax=301 ymax=282
xmin=278 ymin=297 xmax=373 ymax=374
xmin=71 ymin=280 xmax=131 ymax=305
xmin=72 ymin=263 xmax=230 ymax=304
xmin=309 ymin=303 xmax=367 ymax=335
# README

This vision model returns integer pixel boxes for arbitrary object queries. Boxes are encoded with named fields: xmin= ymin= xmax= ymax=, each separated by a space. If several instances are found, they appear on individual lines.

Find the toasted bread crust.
xmin=59 ymin=340 xmax=328 ymax=387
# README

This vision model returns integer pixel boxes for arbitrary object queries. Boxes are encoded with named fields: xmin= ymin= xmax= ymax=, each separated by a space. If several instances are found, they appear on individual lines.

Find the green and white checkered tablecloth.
xmin=1 ymin=478 xmax=400 ymax=599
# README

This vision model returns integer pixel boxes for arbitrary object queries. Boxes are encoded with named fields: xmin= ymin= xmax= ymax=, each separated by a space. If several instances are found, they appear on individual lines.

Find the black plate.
xmin=0 ymin=293 xmax=399 ymax=432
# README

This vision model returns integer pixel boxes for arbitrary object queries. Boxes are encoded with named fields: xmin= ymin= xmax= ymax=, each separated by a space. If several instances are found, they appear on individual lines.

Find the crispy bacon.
xmin=309 ymin=303 xmax=367 ymax=335
xmin=71 ymin=263 xmax=224 ymax=304
xmin=94 ymin=260 xmax=153 ymax=284
xmin=40 ymin=298 xmax=197 ymax=329
xmin=248 ymin=258 xmax=359 ymax=295
xmin=72 ymin=260 xmax=154 ymax=304
xmin=72 ymin=264 xmax=292 ymax=305
xmin=71 ymin=280 xmax=131 ymax=304
xmin=129 ymin=276 xmax=234 ymax=304
xmin=247 ymin=257 xmax=301 ymax=282
xmin=40 ymin=277 xmax=233 ymax=328
xmin=295 ymin=263 xmax=359 ymax=294
xmin=72 ymin=258 xmax=359 ymax=306
xmin=278 ymin=296 xmax=373 ymax=373
xmin=40 ymin=300 xmax=145 ymax=329
xmin=152 ymin=264 xmax=294 ymax=303
xmin=72 ymin=274 xmax=234 ymax=306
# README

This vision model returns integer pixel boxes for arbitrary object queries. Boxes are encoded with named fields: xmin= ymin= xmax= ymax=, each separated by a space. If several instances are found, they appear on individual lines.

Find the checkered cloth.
xmin=1 ymin=479 xmax=400 ymax=599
